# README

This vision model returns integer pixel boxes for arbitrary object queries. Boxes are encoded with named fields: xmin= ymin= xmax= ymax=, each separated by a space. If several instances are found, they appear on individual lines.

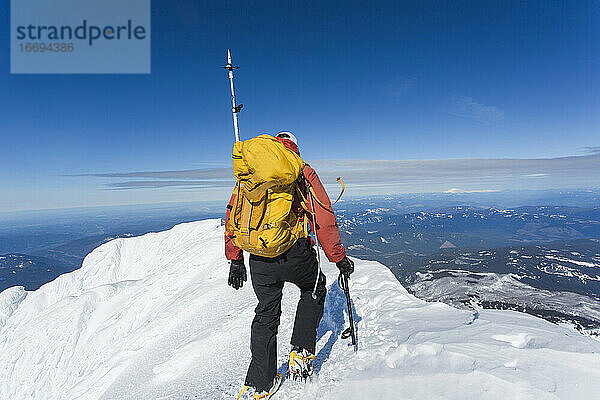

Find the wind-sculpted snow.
xmin=407 ymin=269 xmax=600 ymax=335
xmin=1 ymin=220 xmax=600 ymax=399
xmin=0 ymin=286 xmax=26 ymax=329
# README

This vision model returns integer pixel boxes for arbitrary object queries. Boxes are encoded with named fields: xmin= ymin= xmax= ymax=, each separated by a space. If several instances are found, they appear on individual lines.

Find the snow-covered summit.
xmin=1 ymin=220 xmax=599 ymax=399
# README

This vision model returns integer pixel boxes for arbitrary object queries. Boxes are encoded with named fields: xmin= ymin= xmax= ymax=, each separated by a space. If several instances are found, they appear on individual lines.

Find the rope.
xmin=308 ymin=190 xmax=322 ymax=300
xmin=307 ymin=177 xmax=345 ymax=210
xmin=299 ymin=172 xmax=345 ymax=299
xmin=331 ymin=177 xmax=345 ymax=205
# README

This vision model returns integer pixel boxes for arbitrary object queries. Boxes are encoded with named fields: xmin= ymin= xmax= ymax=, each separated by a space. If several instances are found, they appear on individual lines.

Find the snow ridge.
xmin=1 ymin=219 xmax=600 ymax=399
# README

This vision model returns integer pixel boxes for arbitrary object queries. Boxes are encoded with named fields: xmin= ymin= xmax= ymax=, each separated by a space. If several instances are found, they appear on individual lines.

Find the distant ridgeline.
xmin=0 ymin=254 xmax=78 ymax=292
xmin=336 ymin=200 xmax=600 ymax=337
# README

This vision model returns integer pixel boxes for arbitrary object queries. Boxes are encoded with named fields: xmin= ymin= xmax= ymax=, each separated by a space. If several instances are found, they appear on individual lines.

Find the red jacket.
xmin=224 ymin=138 xmax=346 ymax=263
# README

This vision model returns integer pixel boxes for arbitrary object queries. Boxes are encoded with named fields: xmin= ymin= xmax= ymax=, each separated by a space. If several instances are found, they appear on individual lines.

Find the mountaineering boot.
xmin=253 ymin=374 xmax=283 ymax=400
xmin=288 ymin=346 xmax=315 ymax=381
xmin=236 ymin=374 xmax=283 ymax=400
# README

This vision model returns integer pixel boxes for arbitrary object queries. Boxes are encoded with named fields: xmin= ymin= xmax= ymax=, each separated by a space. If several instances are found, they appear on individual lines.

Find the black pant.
xmin=244 ymin=237 xmax=327 ymax=392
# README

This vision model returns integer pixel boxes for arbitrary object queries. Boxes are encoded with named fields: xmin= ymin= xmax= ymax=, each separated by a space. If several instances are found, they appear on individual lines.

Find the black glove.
xmin=228 ymin=259 xmax=247 ymax=290
xmin=336 ymin=256 xmax=354 ymax=278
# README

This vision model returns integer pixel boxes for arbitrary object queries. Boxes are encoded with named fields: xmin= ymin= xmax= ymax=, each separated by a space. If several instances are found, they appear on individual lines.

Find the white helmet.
xmin=276 ymin=131 xmax=298 ymax=146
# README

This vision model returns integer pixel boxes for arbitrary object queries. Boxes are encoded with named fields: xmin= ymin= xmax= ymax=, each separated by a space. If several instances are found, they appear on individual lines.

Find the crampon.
xmin=287 ymin=346 xmax=315 ymax=382
xmin=236 ymin=373 xmax=282 ymax=400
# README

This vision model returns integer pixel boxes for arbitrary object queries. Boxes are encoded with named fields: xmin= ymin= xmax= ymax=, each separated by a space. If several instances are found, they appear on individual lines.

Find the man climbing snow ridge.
xmin=225 ymin=131 xmax=354 ymax=399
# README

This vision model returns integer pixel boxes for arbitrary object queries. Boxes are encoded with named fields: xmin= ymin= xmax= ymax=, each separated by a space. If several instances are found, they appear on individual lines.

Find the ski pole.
xmin=222 ymin=49 xmax=242 ymax=142
xmin=339 ymin=272 xmax=357 ymax=351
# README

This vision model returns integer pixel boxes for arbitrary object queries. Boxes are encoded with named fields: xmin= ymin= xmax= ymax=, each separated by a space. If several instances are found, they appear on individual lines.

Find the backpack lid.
xmin=233 ymin=134 xmax=304 ymax=200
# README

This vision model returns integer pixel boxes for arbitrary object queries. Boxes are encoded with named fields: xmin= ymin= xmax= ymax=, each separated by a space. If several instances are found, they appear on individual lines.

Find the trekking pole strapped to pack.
xmin=223 ymin=49 xmax=242 ymax=142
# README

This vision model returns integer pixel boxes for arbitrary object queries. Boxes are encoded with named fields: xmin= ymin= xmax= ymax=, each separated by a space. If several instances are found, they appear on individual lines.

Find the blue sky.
xmin=0 ymin=0 xmax=599 ymax=212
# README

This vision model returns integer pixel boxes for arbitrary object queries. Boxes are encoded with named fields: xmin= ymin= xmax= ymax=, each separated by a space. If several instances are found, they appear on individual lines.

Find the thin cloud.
xmin=445 ymin=188 xmax=499 ymax=194
xmin=105 ymin=180 xmax=234 ymax=191
xmin=66 ymin=167 xmax=232 ymax=179
xmin=88 ymin=168 xmax=231 ymax=180
xmin=80 ymin=153 xmax=600 ymax=193
xmin=310 ymin=153 xmax=600 ymax=193
xmin=445 ymin=95 xmax=505 ymax=124
xmin=584 ymin=146 xmax=600 ymax=155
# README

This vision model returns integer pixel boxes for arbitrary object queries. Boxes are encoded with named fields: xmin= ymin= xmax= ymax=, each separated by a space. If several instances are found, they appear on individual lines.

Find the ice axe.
xmin=338 ymin=272 xmax=357 ymax=351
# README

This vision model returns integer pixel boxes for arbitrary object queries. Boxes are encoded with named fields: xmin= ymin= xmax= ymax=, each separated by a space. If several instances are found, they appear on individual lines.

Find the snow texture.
xmin=408 ymin=269 xmax=600 ymax=327
xmin=1 ymin=219 xmax=600 ymax=399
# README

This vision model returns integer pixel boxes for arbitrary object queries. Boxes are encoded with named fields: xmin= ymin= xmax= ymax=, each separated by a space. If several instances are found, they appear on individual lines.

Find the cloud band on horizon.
xmin=77 ymin=152 xmax=600 ymax=194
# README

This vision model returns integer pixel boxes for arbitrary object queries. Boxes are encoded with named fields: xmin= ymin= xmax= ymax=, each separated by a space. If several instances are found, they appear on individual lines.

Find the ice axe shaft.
xmin=339 ymin=273 xmax=357 ymax=351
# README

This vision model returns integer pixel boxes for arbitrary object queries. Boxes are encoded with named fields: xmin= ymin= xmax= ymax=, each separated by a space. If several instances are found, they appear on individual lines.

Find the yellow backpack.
xmin=227 ymin=134 xmax=308 ymax=257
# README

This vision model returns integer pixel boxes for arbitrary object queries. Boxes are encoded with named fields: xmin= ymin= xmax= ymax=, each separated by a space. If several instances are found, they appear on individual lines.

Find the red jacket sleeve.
xmin=224 ymin=189 xmax=243 ymax=261
xmin=303 ymin=165 xmax=346 ymax=263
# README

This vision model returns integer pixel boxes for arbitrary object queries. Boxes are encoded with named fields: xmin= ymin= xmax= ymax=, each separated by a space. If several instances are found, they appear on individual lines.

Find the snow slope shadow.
xmin=277 ymin=278 xmax=362 ymax=378
xmin=315 ymin=278 xmax=362 ymax=373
